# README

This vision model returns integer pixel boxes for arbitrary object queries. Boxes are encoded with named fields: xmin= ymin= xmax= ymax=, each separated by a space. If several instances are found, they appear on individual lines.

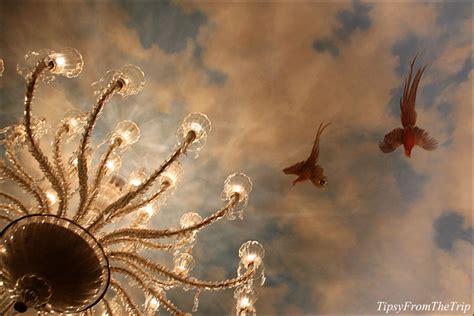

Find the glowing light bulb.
xmin=128 ymin=169 xmax=147 ymax=187
xmin=55 ymin=56 xmax=65 ymax=67
xmin=239 ymin=296 xmax=251 ymax=308
xmin=45 ymin=190 xmax=58 ymax=205
xmin=105 ymin=153 xmax=122 ymax=173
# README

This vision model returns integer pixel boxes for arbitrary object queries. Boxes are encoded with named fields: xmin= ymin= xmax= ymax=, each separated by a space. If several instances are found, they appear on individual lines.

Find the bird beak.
xmin=404 ymin=148 xmax=411 ymax=158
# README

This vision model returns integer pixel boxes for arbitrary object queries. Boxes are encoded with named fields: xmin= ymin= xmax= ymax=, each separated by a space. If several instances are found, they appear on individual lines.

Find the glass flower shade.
xmin=0 ymin=215 xmax=109 ymax=313
xmin=110 ymin=120 xmax=140 ymax=150
xmin=234 ymin=286 xmax=257 ymax=315
xmin=48 ymin=48 xmax=84 ymax=78
xmin=222 ymin=173 xmax=252 ymax=220
xmin=104 ymin=152 xmax=122 ymax=174
xmin=61 ymin=110 xmax=87 ymax=141
xmin=159 ymin=161 xmax=183 ymax=188
xmin=176 ymin=113 xmax=212 ymax=153
xmin=173 ymin=253 xmax=195 ymax=276
xmin=128 ymin=169 xmax=147 ymax=188
xmin=180 ymin=212 xmax=202 ymax=229
xmin=237 ymin=241 xmax=266 ymax=286
xmin=0 ymin=58 xmax=4 ymax=77
xmin=17 ymin=48 xmax=83 ymax=82
xmin=116 ymin=65 xmax=145 ymax=98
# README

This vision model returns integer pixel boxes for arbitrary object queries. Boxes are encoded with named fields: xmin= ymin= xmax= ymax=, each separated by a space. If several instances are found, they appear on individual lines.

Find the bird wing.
xmin=307 ymin=121 xmax=331 ymax=165
xmin=310 ymin=165 xmax=325 ymax=187
xmin=283 ymin=161 xmax=305 ymax=175
xmin=414 ymin=126 xmax=438 ymax=151
xmin=379 ymin=128 xmax=404 ymax=153
xmin=400 ymin=55 xmax=426 ymax=128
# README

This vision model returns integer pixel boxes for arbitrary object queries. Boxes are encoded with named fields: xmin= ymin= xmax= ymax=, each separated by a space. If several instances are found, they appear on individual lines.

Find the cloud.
xmin=434 ymin=211 xmax=473 ymax=251
xmin=119 ymin=0 xmax=207 ymax=53
xmin=312 ymin=0 xmax=372 ymax=56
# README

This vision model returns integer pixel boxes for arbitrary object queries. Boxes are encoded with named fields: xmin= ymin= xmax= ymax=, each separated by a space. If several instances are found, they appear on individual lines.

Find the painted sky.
xmin=0 ymin=0 xmax=472 ymax=315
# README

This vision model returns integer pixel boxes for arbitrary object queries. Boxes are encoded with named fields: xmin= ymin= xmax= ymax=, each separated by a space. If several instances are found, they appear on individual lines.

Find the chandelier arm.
xmin=0 ymin=162 xmax=48 ymax=212
xmin=0 ymin=300 xmax=14 ymax=315
xmin=0 ymin=214 xmax=13 ymax=222
xmin=103 ymin=236 xmax=188 ymax=253
xmin=100 ymin=196 xmax=237 ymax=243
xmin=0 ymin=204 xmax=25 ymax=219
xmin=76 ymin=81 xmax=122 ymax=220
xmin=53 ymin=126 xmax=70 ymax=217
xmin=101 ymin=297 xmax=113 ymax=316
xmin=111 ymin=266 xmax=186 ymax=316
xmin=74 ymin=140 xmax=120 ymax=223
xmin=4 ymin=139 xmax=36 ymax=184
xmin=109 ymin=252 xmax=255 ymax=290
xmin=114 ymin=259 xmax=177 ymax=289
xmin=23 ymin=60 xmax=66 ymax=215
xmin=86 ymin=135 xmax=194 ymax=231
xmin=90 ymin=182 xmax=170 ymax=233
xmin=109 ymin=278 xmax=142 ymax=316
xmin=0 ymin=192 xmax=30 ymax=215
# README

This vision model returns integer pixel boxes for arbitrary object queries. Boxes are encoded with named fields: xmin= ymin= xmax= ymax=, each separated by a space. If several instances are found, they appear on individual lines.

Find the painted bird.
xmin=379 ymin=55 xmax=438 ymax=157
xmin=283 ymin=122 xmax=331 ymax=188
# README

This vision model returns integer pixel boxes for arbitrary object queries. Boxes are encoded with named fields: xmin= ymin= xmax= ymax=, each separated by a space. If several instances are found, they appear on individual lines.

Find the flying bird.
xmin=379 ymin=55 xmax=438 ymax=157
xmin=283 ymin=122 xmax=331 ymax=188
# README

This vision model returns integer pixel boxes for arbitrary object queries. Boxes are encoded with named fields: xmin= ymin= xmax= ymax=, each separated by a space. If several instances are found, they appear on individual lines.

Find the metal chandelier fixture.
xmin=0 ymin=48 xmax=265 ymax=315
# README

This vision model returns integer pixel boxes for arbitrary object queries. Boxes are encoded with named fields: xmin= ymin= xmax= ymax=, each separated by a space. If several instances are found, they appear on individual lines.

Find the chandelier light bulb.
xmin=176 ymin=112 xmax=212 ymax=153
xmin=159 ymin=161 xmax=183 ymax=187
xmin=173 ymin=253 xmax=195 ymax=276
xmin=234 ymin=286 xmax=257 ymax=315
xmin=239 ymin=241 xmax=265 ymax=268
xmin=105 ymin=152 xmax=122 ymax=173
xmin=48 ymin=48 xmax=84 ymax=78
xmin=222 ymin=173 xmax=252 ymax=220
xmin=45 ymin=189 xmax=58 ymax=206
xmin=180 ymin=212 xmax=202 ymax=229
xmin=116 ymin=65 xmax=145 ymax=98
xmin=128 ymin=169 xmax=147 ymax=187
xmin=111 ymin=120 xmax=140 ymax=149
xmin=0 ymin=58 xmax=4 ymax=77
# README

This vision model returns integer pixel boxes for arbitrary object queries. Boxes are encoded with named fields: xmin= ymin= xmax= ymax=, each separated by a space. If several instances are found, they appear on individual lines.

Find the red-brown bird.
xmin=283 ymin=122 xmax=331 ymax=188
xmin=379 ymin=55 xmax=438 ymax=157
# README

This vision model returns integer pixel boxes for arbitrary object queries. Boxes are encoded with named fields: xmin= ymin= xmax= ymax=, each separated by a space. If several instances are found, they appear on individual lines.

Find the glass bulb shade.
xmin=117 ymin=65 xmax=145 ymax=97
xmin=180 ymin=212 xmax=202 ymax=229
xmin=239 ymin=241 xmax=264 ymax=269
xmin=104 ymin=152 xmax=122 ymax=173
xmin=136 ymin=203 xmax=156 ymax=224
xmin=0 ymin=58 xmax=4 ymax=77
xmin=234 ymin=286 xmax=257 ymax=309
xmin=173 ymin=253 xmax=195 ymax=276
xmin=48 ymin=48 xmax=83 ymax=78
xmin=61 ymin=110 xmax=87 ymax=140
xmin=176 ymin=113 xmax=211 ymax=152
xmin=159 ymin=162 xmax=183 ymax=187
xmin=128 ymin=169 xmax=147 ymax=187
xmin=144 ymin=295 xmax=160 ymax=314
xmin=222 ymin=173 xmax=252 ymax=220
xmin=0 ymin=215 xmax=110 ymax=313
xmin=111 ymin=120 xmax=140 ymax=148
xmin=45 ymin=189 xmax=58 ymax=206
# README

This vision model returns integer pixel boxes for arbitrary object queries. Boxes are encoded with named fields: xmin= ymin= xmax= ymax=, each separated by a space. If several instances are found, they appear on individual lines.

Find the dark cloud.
xmin=120 ymin=0 xmax=207 ymax=53
xmin=313 ymin=0 xmax=372 ymax=57
xmin=434 ymin=211 xmax=473 ymax=251
xmin=334 ymin=0 xmax=372 ymax=41
xmin=312 ymin=38 xmax=340 ymax=57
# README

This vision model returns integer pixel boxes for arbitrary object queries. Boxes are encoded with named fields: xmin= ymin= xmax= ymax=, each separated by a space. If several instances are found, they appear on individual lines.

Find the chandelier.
xmin=0 ymin=48 xmax=265 ymax=315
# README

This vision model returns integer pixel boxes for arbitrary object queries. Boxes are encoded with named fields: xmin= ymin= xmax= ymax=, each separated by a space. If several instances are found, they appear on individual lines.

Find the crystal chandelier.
xmin=0 ymin=48 xmax=265 ymax=315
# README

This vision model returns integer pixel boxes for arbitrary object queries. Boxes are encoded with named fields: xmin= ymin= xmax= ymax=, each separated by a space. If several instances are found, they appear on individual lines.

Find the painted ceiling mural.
xmin=0 ymin=0 xmax=472 ymax=315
